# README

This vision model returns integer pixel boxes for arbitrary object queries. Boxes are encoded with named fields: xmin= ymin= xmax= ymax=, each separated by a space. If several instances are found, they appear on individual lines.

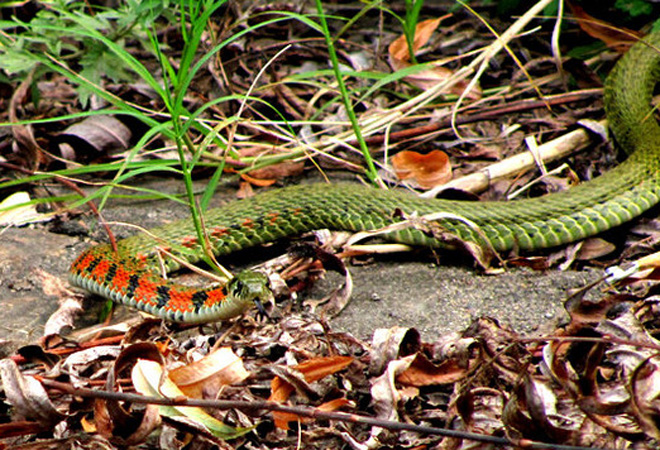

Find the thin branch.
xmin=40 ymin=378 xmax=605 ymax=450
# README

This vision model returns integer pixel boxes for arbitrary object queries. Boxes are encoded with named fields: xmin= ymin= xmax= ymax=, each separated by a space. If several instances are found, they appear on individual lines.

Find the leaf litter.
xmin=3 ymin=264 xmax=660 ymax=448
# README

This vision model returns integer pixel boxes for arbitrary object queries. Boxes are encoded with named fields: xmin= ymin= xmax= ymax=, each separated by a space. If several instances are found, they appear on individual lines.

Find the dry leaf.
xmin=237 ymin=147 xmax=305 ymax=186
xmin=0 ymin=192 xmax=48 ymax=226
xmin=168 ymin=347 xmax=250 ymax=399
xmin=369 ymin=327 xmax=421 ymax=376
xmin=245 ymin=160 xmax=305 ymax=183
xmin=58 ymin=115 xmax=132 ymax=161
xmin=270 ymin=355 xmax=353 ymax=429
xmin=568 ymin=3 xmax=640 ymax=51
xmin=388 ymin=17 xmax=446 ymax=62
xmin=575 ymin=237 xmax=616 ymax=261
xmin=132 ymin=359 xmax=249 ymax=440
xmin=396 ymin=353 xmax=468 ymax=386
xmin=388 ymin=16 xmax=481 ymax=98
xmin=391 ymin=149 xmax=452 ymax=189
xmin=0 ymin=359 xmax=66 ymax=425
xmin=94 ymin=343 xmax=165 ymax=445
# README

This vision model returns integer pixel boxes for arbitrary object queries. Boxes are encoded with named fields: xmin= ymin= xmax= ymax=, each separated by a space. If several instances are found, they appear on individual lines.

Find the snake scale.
xmin=70 ymin=32 xmax=660 ymax=323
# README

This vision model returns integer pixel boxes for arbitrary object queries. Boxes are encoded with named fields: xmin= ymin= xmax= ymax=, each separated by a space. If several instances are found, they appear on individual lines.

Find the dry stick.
xmin=0 ymin=419 xmax=53 ymax=439
xmin=450 ymin=0 xmax=558 ymax=136
xmin=39 ymin=378 xmax=602 ymax=450
xmin=423 ymin=119 xmax=603 ymax=197
xmin=360 ymin=88 xmax=601 ymax=146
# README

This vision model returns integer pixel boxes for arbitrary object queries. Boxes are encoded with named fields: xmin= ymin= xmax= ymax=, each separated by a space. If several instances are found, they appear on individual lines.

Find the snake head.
xmin=227 ymin=270 xmax=272 ymax=317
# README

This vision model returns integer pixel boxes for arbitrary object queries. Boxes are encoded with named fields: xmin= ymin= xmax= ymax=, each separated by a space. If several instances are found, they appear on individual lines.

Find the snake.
xmin=69 ymin=32 xmax=660 ymax=323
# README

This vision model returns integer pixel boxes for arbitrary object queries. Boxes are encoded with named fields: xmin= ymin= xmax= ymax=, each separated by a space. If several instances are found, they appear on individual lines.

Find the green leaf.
xmin=615 ymin=0 xmax=653 ymax=17
xmin=0 ymin=48 xmax=39 ymax=75
xmin=132 ymin=359 xmax=253 ymax=440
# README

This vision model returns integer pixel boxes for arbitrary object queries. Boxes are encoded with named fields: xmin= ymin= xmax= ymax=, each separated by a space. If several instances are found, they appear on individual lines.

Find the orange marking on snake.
xmin=110 ymin=264 xmax=132 ymax=292
xmin=205 ymin=289 xmax=227 ymax=307
xmin=72 ymin=250 xmax=97 ymax=273
xmin=91 ymin=258 xmax=111 ymax=282
xmin=165 ymin=288 xmax=194 ymax=312
xmin=181 ymin=236 xmax=198 ymax=248
xmin=241 ymin=218 xmax=254 ymax=228
xmin=266 ymin=212 xmax=279 ymax=225
xmin=211 ymin=227 xmax=229 ymax=237
xmin=133 ymin=277 xmax=158 ymax=306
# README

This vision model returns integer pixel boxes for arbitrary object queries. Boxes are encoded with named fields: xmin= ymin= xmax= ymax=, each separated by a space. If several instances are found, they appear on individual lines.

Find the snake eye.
xmin=232 ymin=279 xmax=244 ymax=294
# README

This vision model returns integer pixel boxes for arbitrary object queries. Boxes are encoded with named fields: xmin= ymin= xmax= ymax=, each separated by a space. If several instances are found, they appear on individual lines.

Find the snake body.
xmin=70 ymin=32 xmax=660 ymax=323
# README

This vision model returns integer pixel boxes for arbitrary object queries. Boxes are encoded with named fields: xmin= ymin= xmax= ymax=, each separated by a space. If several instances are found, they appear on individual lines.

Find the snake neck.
xmin=604 ymin=32 xmax=660 ymax=156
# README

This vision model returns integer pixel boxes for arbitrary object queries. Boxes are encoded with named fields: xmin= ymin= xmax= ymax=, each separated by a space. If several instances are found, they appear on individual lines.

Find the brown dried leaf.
xmin=568 ymin=3 xmax=640 ymax=51
xmin=94 ymin=342 xmax=165 ymax=444
xmin=236 ymin=146 xmax=306 ymax=185
xmin=391 ymin=149 xmax=452 ymax=189
xmin=270 ymin=355 xmax=354 ymax=429
xmin=94 ymin=395 xmax=162 ymax=446
xmin=0 ymin=359 xmax=66 ymax=425
xmin=169 ymin=347 xmax=250 ymax=399
xmin=388 ymin=17 xmax=446 ymax=61
xmin=396 ymin=353 xmax=468 ymax=386
xmin=245 ymin=159 xmax=305 ymax=184
xmin=387 ymin=16 xmax=481 ymax=98
xmin=58 ymin=115 xmax=131 ymax=161
xmin=575 ymin=237 xmax=616 ymax=261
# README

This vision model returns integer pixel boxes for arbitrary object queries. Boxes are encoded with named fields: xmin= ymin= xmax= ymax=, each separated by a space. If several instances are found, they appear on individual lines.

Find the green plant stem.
xmin=313 ymin=0 xmax=380 ymax=185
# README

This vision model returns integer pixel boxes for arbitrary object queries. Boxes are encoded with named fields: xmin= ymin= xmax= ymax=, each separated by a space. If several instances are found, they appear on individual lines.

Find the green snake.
xmin=69 ymin=32 xmax=660 ymax=323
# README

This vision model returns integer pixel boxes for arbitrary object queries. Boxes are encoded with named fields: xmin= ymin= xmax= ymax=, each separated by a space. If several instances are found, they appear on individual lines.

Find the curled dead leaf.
xmin=58 ymin=115 xmax=131 ymax=162
xmin=369 ymin=326 xmax=421 ymax=376
xmin=388 ymin=16 xmax=481 ymax=97
xmin=94 ymin=342 xmax=165 ymax=444
xmin=168 ymin=347 xmax=250 ymax=399
xmin=0 ymin=359 xmax=66 ymax=426
xmin=568 ymin=4 xmax=640 ymax=51
xmin=391 ymin=149 xmax=452 ymax=189
xmin=396 ymin=352 xmax=468 ymax=386
xmin=269 ymin=355 xmax=354 ymax=429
